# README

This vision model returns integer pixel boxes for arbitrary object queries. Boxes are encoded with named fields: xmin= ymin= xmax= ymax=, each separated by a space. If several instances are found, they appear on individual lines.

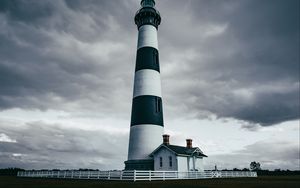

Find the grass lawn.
xmin=0 ymin=175 xmax=299 ymax=188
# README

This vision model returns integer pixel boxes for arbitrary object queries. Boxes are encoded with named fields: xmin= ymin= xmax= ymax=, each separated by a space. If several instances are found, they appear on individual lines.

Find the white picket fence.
xmin=17 ymin=170 xmax=257 ymax=181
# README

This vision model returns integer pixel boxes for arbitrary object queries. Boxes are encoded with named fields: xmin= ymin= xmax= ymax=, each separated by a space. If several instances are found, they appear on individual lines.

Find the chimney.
xmin=186 ymin=139 xmax=193 ymax=148
xmin=163 ymin=134 xmax=170 ymax=145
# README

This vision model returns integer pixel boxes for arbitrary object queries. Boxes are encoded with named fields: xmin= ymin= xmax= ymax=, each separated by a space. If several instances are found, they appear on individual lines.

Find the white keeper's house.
xmin=150 ymin=135 xmax=207 ymax=171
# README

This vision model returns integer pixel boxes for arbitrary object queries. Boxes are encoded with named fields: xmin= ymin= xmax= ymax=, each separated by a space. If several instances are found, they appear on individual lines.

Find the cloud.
xmin=0 ymin=0 xmax=137 ymax=119
xmin=0 ymin=0 xmax=299 ymax=126
xmin=0 ymin=133 xmax=17 ymax=143
xmin=159 ymin=0 xmax=299 ymax=126
xmin=206 ymin=140 xmax=299 ymax=170
xmin=0 ymin=0 xmax=298 ymax=171
xmin=0 ymin=121 xmax=128 ymax=170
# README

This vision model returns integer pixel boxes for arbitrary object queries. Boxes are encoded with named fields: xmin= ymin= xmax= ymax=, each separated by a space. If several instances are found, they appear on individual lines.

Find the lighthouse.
xmin=125 ymin=0 xmax=163 ymax=170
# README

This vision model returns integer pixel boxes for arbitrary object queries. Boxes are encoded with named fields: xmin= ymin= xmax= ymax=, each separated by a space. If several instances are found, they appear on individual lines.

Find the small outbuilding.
xmin=150 ymin=135 xmax=207 ymax=171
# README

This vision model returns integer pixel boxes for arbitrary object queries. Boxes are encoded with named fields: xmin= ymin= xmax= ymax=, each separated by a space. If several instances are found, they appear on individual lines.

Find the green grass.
xmin=0 ymin=175 xmax=299 ymax=188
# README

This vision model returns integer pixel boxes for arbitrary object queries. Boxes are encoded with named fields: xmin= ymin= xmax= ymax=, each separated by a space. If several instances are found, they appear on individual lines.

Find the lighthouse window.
xmin=159 ymin=157 xmax=163 ymax=167
xmin=156 ymin=98 xmax=161 ymax=113
xmin=153 ymin=51 xmax=159 ymax=65
xmin=158 ymin=98 xmax=161 ymax=112
xmin=150 ymin=17 xmax=154 ymax=23
xmin=169 ymin=156 xmax=173 ymax=167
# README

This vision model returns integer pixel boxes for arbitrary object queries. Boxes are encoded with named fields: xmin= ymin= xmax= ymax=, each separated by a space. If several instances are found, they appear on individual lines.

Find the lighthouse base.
xmin=124 ymin=159 xmax=154 ymax=170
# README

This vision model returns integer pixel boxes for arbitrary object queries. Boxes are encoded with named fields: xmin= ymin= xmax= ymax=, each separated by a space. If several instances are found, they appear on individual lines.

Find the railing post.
xmin=120 ymin=171 xmax=122 ymax=180
xmin=108 ymin=171 xmax=111 ymax=180
xmin=163 ymin=171 xmax=165 ymax=181
xmin=133 ymin=170 xmax=136 ymax=182
xmin=149 ymin=171 xmax=151 ymax=181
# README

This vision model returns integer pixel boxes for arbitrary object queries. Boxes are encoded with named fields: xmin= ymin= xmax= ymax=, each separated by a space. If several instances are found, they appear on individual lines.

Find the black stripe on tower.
xmin=135 ymin=47 xmax=160 ymax=72
xmin=131 ymin=95 xmax=164 ymax=127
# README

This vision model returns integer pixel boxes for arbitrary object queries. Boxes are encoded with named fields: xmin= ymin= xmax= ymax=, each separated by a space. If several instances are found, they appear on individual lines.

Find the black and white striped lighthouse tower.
xmin=125 ymin=0 xmax=163 ymax=170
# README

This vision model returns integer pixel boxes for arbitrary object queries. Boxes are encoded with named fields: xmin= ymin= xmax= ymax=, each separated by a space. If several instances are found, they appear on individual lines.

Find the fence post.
xmin=163 ymin=171 xmax=165 ymax=181
xmin=133 ymin=170 xmax=136 ymax=182
xmin=120 ymin=171 xmax=122 ymax=180
xmin=149 ymin=171 xmax=151 ymax=181
xmin=108 ymin=171 xmax=111 ymax=180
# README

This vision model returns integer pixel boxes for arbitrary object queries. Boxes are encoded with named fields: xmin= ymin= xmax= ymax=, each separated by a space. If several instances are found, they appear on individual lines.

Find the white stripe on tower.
xmin=133 ymin=69 xmax=162 ymax=98
xmin=127 ymin=124 xmax=163 ymax=160
xmin=137 ymin=25 xmax=158 ymax=50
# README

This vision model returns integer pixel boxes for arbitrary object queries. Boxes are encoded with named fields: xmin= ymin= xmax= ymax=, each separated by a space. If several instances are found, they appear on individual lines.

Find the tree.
xmin=250 ymin=161 xmax=261 ymax=171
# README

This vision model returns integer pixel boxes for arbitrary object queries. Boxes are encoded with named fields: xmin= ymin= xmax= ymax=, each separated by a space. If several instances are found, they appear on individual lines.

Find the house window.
xmin=169 ymin=156 xmax=173 ymax=167
xmin=159 ymin=157 xmax=163 ymax=167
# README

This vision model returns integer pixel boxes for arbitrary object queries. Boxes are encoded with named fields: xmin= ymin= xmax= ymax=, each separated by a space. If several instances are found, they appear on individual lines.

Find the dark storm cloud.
xmin=158 ymin=0 xmax=299 ymax=126
xmin=0 ymin=0 xmax=136 ymax=116
xmin=0 ymin=121 xmax=128 ymax=169
xmin=0 ymin=0 xmax=299 ymax=126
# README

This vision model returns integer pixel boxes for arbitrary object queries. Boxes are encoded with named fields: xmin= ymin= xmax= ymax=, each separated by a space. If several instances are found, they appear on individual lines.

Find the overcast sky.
xmin=0 ymin=0 xmax=299 ymax=171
